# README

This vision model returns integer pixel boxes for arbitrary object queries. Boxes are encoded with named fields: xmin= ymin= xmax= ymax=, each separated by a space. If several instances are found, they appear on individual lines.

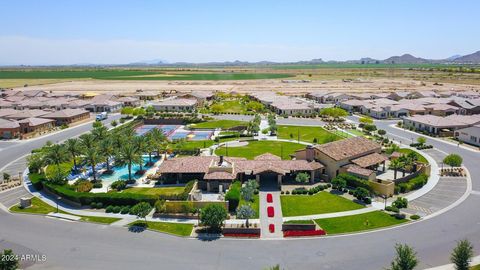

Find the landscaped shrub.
xmin=286 ymin=191 xmax=290 ymax=195
xmin=397 ymin=174 xmax=428 ymax=193
xmin=105 ymin=205 xmax=114 ymax=213
xmin=112 ymin=206 xmax=122 ymax=213
xmin=92 ymin=182 xmax=103 ymax=189
xmin=225 ymin=181 xmax=241 ymax=212
xmin=111 ymin=180 xmax=127 ymax=191
xmin=90 ymin=202 xmax=97 ymax=209
xmin=29 ymin=173 xmax=45 ymax=190
xmin=120 ymin=206 xmax=131 ymax=214
xmin=95 ymin=202 xmax=103 ymax=209
xmin=363 ymin=197 xmax=372 ymax=204
xmin=335 ymin=173 xmax=372 ymax=191
xmin=385 ymin=206 xmax=399 ymax=213
xmin=75 ymin=180 xmax=93 ymax=193
xmin=353 ymin=187 xmax=370 ymax=200
xmin=392 ymin=197 xmax=408 ymax=209
xmin=410 ymin=214 xmax=420 ymax=220
xmin=281 ymin=191 xmax=284 ymax=195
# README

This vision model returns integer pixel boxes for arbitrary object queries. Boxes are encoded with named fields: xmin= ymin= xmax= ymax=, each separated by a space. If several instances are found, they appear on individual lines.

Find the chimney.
xmin=219 ymin=155 xmax=224 ymax=165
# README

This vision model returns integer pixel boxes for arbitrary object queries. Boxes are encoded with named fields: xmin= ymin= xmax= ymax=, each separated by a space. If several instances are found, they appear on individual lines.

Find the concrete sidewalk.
xmin=259 ymin=191 xmax=283 ymax=239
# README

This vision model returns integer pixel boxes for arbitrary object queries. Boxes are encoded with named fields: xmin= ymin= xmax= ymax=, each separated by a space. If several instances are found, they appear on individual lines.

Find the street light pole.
xmin=56 ymin=196 xmax=61 ymax=213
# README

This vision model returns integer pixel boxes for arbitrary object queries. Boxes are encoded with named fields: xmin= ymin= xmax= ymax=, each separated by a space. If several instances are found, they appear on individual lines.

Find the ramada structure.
xmin=157 ymin=137 xmax=394 ymax=195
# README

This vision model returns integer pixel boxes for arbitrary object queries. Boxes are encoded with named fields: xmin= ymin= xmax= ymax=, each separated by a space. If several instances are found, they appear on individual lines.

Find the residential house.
xmin=40 ymin=109 xmax=90 ymax=126
xmin=403 ymin=114 xmax=480 ymax=136
xmin=454 ymin=125 xmax=480 ymax=147
xmin=151 ymin=97 xmax=198 ymax=112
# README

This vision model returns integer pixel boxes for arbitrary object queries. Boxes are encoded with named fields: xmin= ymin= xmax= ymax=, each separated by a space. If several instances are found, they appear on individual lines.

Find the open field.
xmin=2 ymin=66 xmax=479 ymax=92
xmin=280 ymin=192 xmax=364 ymax=217
xmin=277 ymin=125 xmax=341 ymax=144
xmin=215 ymin=140 xmax=305 ymax=160
xmin=314 ymin=211 xmax=408 ymax=234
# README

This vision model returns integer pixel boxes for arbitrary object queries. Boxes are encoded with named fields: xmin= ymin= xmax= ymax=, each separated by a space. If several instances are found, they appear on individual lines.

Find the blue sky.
xmin=0 ymin=0 xmax=479 ymax=65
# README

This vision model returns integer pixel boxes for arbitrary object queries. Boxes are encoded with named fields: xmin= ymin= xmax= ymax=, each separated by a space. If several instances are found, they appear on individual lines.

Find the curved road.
xmin=1 ymin=116 xmax=479 ymax=270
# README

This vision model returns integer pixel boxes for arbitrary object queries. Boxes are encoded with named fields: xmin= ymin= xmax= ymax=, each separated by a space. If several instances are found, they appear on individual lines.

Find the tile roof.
xmin=154 ymin=98 xmax=198 ymax=106
xmin=18 ymin=117 xmax=55 ymax=126
xmin=40 ymin=109 xmax=89 ymax=118
xmin=253 ymin=153 xmax=282 ymax=161
xmin=345 ymin=164 xmax=375 ymax=177
xmin=351 ymin=152 xmax=387 ymax=168
xmin=203 ymin=171 xmax=236 ymax=180
xmin=314 ymin=137 xmax=381 ymax=161
xmin=0 ymin=119 xmax=20 ymax=129
xmin=6 ymin=109 xmax=51 ymax=120
xmin=0 ymin=108 xmax=18 ymax=118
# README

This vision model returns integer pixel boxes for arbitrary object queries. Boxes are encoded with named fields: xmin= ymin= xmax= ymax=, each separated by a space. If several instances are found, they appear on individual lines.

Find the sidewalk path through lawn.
xmin=259 ymin=191 xmax=283 ymax=239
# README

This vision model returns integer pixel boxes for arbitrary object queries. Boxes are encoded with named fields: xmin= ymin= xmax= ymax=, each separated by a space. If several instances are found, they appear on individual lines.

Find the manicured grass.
xmin=79 ymin=216 xmax=121 ymax=224
xmin=284 ymin=219 xmax=315 ymax=224
xmin=238 ymin=194 xmax=260 ymax=218
xmin=471 ymin=265 xmax=480 ymax=270
xmin=330 ymin=129 xmax=354 ymax=138
xmin=347 ymin=129 xmax=366 ymax=137
xmin=277 ymin=125 xmax=341 ymax=144
xmin=397 ymin=148 xmax=429 ymax=164
xmin=215 ymin=140 xmax=305 ymax=160
xmin=9 ymin=197 xmax=57 ymax=215
xmin=123 ymin=187 xmax=185 ymax=196
xmin=189 ymin=120 xmax=247 ymax=129
xmin=169 ymin=140 xmax=214 ymax=150
xmin=211 ymin=100 xmax=248 ymax=114
xmin=280 ymin=192 xmax=364 ymax=217
xmin=128 ymin=220 xmax=193 ymax=237
xmin=45 ymin=161 xmax=74 ymax=179
xmin=314 ymin=211 xmax=408 ymax=235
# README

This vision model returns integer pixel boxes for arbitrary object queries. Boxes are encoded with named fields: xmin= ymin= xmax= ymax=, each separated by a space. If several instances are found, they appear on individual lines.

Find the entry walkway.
xmin=259 ymin=191 xmax=283 ymax=239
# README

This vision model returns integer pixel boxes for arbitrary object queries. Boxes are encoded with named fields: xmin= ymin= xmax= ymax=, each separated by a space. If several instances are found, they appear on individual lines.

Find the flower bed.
xmin=283 ymin=229 xmax=326 ymax=237
xmin=223 ymin=233 xmax=260 ymax=238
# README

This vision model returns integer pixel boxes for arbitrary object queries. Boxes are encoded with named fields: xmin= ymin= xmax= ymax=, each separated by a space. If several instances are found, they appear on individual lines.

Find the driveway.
xmin=259 ymin=191 xmax=283 ymax=239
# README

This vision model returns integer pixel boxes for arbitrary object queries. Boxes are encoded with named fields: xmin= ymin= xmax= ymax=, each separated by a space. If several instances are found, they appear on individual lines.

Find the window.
xmin=471 ymin=136 xmax=477 ymax=143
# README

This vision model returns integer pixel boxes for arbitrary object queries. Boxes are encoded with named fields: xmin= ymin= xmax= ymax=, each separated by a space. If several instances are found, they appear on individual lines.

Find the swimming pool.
xmin=100 ymin=156 xmax=159 ymax=182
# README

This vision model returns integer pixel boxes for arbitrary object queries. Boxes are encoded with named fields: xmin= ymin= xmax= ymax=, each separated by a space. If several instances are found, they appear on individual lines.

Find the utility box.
xmin=20 ymin=197 xmax=32 ymax=209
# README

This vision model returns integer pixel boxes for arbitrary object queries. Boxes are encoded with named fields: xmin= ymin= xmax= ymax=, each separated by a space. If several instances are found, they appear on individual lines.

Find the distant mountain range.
xmin=125 ymin=50 xmax=480 ymax=67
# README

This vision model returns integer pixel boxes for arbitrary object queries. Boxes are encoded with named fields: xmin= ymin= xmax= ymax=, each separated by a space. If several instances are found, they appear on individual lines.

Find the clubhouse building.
xmin=157 ymin=137 xmax=388 ymax=192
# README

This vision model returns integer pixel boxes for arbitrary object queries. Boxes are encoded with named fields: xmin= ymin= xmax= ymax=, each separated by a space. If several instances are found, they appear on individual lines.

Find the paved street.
xmin=0 ymin=115 xmax=479 ymax=269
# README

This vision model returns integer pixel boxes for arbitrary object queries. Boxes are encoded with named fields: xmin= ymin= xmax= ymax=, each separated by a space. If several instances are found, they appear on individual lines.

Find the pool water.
xmin=134 ymin=124 xmax=213 ymax=141
xmin=100 ymin=156 xmax=159 ymax=182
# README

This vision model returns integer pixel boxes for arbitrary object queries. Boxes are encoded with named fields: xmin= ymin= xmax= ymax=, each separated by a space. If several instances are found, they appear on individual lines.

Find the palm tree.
xmin=83 ymin=146 xmax=103 ymax=182
xmin=134 ymin=136 xmax=147 ymax=172
xmin=144 ymin=133 xmax=156 ymax=166
xmin=398 ymin=155 xmax=409 ymax=177
xmin=389 ymin=159 xmax=404 ymax=180
xmin=149 ymin=128 xmax=167 ymax=157
xmin=65 ymin=138 xmax=81 ymax=173
xmin=79 ymin=133 xmax=96 ymax=149
xmin=44 ymin=144 xmax=68 ymax=167
xmin=92 ymin=125 xmax=108 ymax=142
xmin=115 ymin=144 xmax=142 ymax=182
xmin=99 ymin=137 xmax=115 ymax=174
xmin=406 ymin=152 xmax=418 ymax=172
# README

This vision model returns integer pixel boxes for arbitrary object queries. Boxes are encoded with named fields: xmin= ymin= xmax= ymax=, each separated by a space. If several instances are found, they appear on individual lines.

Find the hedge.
xmin=225 ymin=181 xmax=241 ymax=212
xmin=40 ymin=177 xmax=195 ymax=207
xmin=397 ymin=174 xmax=428 ymax=193
xmin=30 ymin=173 xmax=45 ymax=190
xmin=335 ymin=173 xmax=372 ymax=191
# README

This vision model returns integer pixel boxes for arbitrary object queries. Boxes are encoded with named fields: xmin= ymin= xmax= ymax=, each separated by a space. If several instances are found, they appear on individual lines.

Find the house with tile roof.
xmin=403 ymin=114 xmax=480 ymax=136
xmin=454 ymin=125 xmax=480 ymax=147
xmin=157 ymin=153 xmax=324 ymax=192
xmin=40 ymin=109 xmax=90 ymax=126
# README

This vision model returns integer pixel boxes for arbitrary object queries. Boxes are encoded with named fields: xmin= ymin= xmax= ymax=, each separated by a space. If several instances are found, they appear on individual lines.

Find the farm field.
xmin=215 ymin=140 xmax=305 ymax=160
xmin=0 ymin=70 xmax=293 ymax=80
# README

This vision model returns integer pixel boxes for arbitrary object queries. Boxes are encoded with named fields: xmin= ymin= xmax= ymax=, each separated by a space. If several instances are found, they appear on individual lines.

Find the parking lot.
xmin=405 ymin=176 xmax=467 ymax=216
xmin=0 ymin=187 xmax=31 ymax=209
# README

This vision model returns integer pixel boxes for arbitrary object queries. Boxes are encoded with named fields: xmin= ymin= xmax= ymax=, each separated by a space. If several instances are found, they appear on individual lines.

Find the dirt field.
xmin=3 ymin=67 xmax=479 ymax=95
xmin=7 ymin=77 xmax=479 ymax=95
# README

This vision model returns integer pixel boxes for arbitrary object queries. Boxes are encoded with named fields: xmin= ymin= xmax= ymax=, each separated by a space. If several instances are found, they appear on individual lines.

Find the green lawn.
xmin=215 ymin=140 xmax=305 ymax=160
xmin=397 ymin=148 xmax=429 ymax=164
xmin=79 ymin=216 xmax=121 ymax=224
xmin=277 ymin=125 xmax=341 ymax=144
xmin=189 ymin=120 xmax=247 ymax=129
xmin=347 ymin=129 xmax=365 ymax=137
xmin=471 ymin=265 xmax=480 ymax=270
xmin=280 ymin=192 xmax=364 ymax=217
xmin=122 ymin=186 xmax=185 ymax=196
xmin=330 ymin=129 xmax=354 ymax=138
xmin=211 ymin=100 xmax=247 ymax=114
xmin=128 ymin=220 xmax=193 ymax=237
xmin=169 ymin=140 xmax=214 ymax=150
xmin=9 ymin=197 xmax=57 ymax=215
xmin=284 ymin=219 xmax=315 ymax=224
xmin=314 ymin=211 xmax=408 ymax=235
xmin=238 ymin=194 xmax=260 ymax=218
xmin=45 ymin=161 xmax=74 ymax=179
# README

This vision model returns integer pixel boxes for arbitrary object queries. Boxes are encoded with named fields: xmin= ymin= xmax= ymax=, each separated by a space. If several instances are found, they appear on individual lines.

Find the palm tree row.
xmin=39 ymin=122 xmax=168 ymax=184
